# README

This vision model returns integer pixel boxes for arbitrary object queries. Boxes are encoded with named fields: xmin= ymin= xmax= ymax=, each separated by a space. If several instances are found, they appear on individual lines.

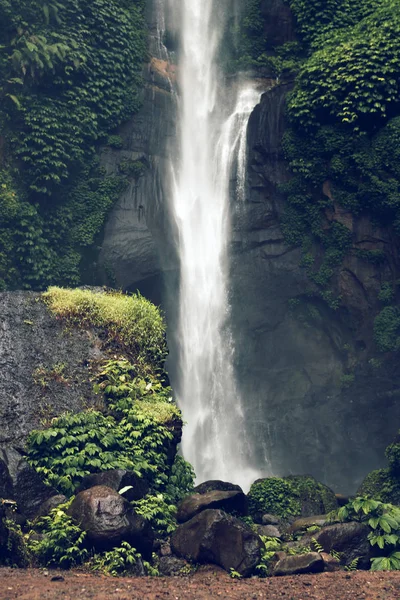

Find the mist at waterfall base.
xmin=165 ymin=0 xmax=265 ymax=492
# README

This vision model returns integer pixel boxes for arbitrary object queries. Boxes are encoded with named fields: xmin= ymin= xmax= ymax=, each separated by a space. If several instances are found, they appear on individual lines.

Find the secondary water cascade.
xmin=168 ymin=0 xmax=262 ymax=490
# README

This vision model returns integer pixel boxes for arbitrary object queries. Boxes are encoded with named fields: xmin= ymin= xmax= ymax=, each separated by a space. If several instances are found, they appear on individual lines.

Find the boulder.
xmin=321 ymin=552 xmax=341 ymax=572
xmin=76 ymin=470 xmax=149 ymax=502
xmin=256 ymin=525 xmax=281 ymax=538
xmin=67 ymin=485 xmax=154 ymax=558
xmin=273 ymin=552 xmax=324 ymax=576
xmin=312 ymin=522 xmax=373 ymax=569
xmin=36 ymin=495 xmax=68 ymax=519
xmin=0 ymin=447 xmax=57 ymax=519
xmin=248 ymin=476 xmax=337 ymax=521
xmin=177 ymin=490 xmax=248 ymax=523
xmin=159 ymin=556 xmax=191 ymax=576
xmin=194 ymin=480 xmax=243 ymax=495
xmin=171 ymin=509 xmax=262 ymax=577
xmin=289 ymin=515 xmax=329 ymax=534
xmin=262 ymin=513 xmax=280 ymax=525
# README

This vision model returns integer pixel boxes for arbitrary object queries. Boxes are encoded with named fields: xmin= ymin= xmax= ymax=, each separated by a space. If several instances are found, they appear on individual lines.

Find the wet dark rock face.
xmin=0 ymin=292 xmax=104 ymax=451
xmin=230 ymin=82 xmax=400 ymax=493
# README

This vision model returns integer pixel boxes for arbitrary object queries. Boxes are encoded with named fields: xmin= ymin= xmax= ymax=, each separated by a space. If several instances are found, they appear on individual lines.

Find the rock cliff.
xmin=91 ymin=0 xmax=400 ymax=493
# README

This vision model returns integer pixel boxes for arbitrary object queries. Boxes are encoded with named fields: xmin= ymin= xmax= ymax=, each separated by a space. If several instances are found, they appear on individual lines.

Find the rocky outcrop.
xmin=0 ymin=291 xmax=104 ymax=450
xmin=177 ymin=490 xmax=248 ymax=523
xmin=67 ymin=486 xmax=154 ymax=558
xmin=95 ymin=3 xmax=178 ymax=301
xmin=171 ymin=509 xmax=263 ymax=577
xmin=0 ymin=447 xmax=57 ymax=519
xmin=229 ymin=79 xmax=400 ymax=493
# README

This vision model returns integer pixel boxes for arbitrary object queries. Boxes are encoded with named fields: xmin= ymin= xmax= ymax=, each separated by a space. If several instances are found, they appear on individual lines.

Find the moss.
xmin=42 ymin=287 xmax=167 ymax=375
xmin=357 ymin=468 xmax=400 ymax=505
xmin=374 ymin=306 xmax=400 ymax=353
xmin=386 ymin=432 xmax=400 ymax=475
xmin=248 ymin=478 xmax=301 ymax=520
xmin=248 ymin=475 xmax=337 ymax=520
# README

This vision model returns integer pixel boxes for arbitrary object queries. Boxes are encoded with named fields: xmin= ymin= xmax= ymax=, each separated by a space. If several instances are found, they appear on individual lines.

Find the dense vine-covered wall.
xmin=0 ymin=0 xmax=146 ymax=290
xmin=282 ymin=0 xmax=400 ymax=345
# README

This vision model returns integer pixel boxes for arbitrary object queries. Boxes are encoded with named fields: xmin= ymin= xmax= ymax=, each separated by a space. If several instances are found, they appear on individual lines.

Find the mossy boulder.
xmin=357 ymin=468 xmax=400 ymax=505
xmin=248 ymin=475 xmax=338 ymax=521
xmin=386 ymin=431 xmax=400 ymax=475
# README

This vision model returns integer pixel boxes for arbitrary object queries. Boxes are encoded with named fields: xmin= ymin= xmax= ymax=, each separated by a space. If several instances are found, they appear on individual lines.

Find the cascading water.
xmin=169 ymin=0 xmax=262 ymax=491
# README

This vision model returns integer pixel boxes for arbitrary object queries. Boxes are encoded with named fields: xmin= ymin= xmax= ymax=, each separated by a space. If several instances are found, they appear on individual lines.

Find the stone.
xmin=171 ymin=509 xmax=263 ymax=577
xmin=289 ymin=515 xmax=329 ymax=534
xmin=194 ymin=480 xmax=243 ymax=495
xmin=0 ymin=447 xmax=57 ymax=519
xmin=273 ymin=553 xmax=324 ymax=576
xmin=177 ymin=490 xmax=248 ymax=523
xmin=262 ymin=513 xmax=280 ymax=525
xmin=36 ymin=495 xmax=68 ymax=519
xmin=256 ymin=525 xmax=281 ymax=538
xmin=320 ymin=552 xmax=341 ymax=572
xmin=76 ymin=470 xmax=149 ymax=502
xmin=312 ymin=522 xmax=373 ymax=569
xmin=159 ymin=556 xmax=191 ymax=577
xmin=67 ymin=485 xmax=154 ymax=558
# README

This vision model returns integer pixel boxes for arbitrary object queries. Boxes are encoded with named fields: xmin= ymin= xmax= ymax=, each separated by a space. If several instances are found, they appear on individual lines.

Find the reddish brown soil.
xmin=0 ymin=567 xmax=400 ymax=600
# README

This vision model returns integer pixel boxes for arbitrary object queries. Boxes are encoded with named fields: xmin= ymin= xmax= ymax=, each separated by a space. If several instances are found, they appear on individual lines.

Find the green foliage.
xmin=0 ymin=0 xmax=146 ymax=289
xmin=1 ymin=518 xmax=30 ymax=567
xmin=248 ymin=478 xmax=301 ymax=519
xmin=288 ymin=1 xmax=400 ymax=129
xmin=131 ymin=493 xmax=177 ymax=538
xmin=91 ymin=542 xmax=142 ymax=576
xmin=336 ymin=496 xmax=400 ymax=570
xmin=386 ymin=433 xmax=400 ymax=475
xmin=249 ymin=475 xmax=338 ymax=521
xmin=281 ymin=0 xmax=400 ymax=305
xmin=27 ymin=410 xmax=150 ymax=494
xmin=374 ymin=307 xmax=400 ymax=352
xmin=28 ymin=502 xmax=88 ymax=567
xmin=43 ymin=287 xmax=168 ymax=374
xmin=371 ymin=552 xmax=400 ymax=571
xmin=358 ymin=469 xmax=400 ymax=506
xmin=256 ymin=536 xmax=282 ymax=577
xmin=229 ymin=567 xmax=242 ymax=579
xmin=163 ymin=454 xmax=195 ymax=505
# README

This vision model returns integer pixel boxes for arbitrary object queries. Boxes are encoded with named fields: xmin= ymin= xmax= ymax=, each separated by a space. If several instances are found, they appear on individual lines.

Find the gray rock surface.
xmin=177 ymin=490 xmax=248 ymax=523
xmin=273 ymin=552 xmax=324 ymax=576
xmin=0 ymin=447 xmax=57 ymax=519
xmin=0 ymin=291 xmax=105 ymax=450
xmin=67 ymin=485 xmax=154 ymax=558
xmin=312 ymin=522 xmax=374 ymax=569
xmin=171 ymin=509 xmax=262 ymax=577
xmin=194 ymin=480 xmax=243 ymax=495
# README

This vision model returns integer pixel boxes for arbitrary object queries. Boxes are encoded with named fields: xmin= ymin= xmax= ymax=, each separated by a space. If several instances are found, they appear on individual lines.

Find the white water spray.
xmin=169 ymin=0 xmax=261 ymax=491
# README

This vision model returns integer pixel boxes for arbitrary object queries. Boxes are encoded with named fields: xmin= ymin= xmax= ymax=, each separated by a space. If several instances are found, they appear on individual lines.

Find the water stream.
xmin=167 ymin=0 xmax=262 ymax=491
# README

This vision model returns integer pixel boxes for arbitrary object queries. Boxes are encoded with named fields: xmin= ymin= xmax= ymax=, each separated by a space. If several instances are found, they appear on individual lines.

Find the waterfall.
xmin=168 ymin=0 xmax=261 ymax=491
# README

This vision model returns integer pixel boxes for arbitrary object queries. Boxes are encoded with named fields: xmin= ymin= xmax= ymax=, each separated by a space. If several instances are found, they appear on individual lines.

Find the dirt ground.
xmin=0 ymin=567 xmax=399 ymax=600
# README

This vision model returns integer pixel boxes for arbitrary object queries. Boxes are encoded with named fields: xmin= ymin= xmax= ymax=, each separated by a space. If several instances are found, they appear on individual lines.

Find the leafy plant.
xmin=91 ymin=542 xmax=141 ymax=576
xmin=335 ymin=496 xmax=400 ymax=571
xmin=28 ymin=502 xmax=88 ymax=567
xmin=131 ymin=494 xmax=177 ymax=538
xmin=256 ymin=536 xmax=282 ymax=577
